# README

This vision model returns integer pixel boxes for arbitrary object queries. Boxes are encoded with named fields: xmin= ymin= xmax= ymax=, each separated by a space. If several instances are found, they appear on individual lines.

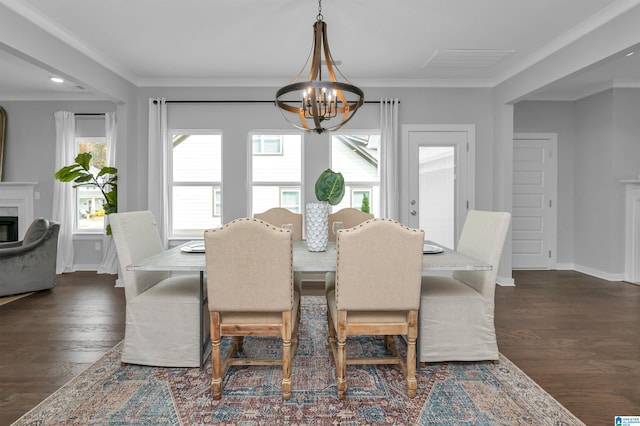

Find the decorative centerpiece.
xmin=306 ymin=168 xmax=344 ymax=251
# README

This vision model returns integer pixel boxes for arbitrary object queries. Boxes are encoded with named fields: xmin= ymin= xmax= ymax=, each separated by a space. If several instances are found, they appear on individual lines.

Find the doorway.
xmin=512 ymin=133 xmax=557 ymax=269
xmin=404 ymin=125 xmax=475 ymax=248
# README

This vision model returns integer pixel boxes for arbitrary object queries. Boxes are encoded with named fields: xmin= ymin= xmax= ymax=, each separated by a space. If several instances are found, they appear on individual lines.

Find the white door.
xmin=404 ymin=125 xmax=475 ymax=249
xmin=512 ymin=133 xmax=557 ymax=269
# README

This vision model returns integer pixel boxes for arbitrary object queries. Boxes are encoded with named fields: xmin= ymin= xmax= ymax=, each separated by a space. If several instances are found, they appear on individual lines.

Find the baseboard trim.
xmin=521 ymin=262 xmax=626 ymax=282
xmin=497 ymin=275 xmax=515 ymax=287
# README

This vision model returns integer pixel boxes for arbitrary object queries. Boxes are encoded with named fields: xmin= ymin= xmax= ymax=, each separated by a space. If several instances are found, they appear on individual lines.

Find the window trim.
xmin=167 ymin=129 xmax=223 ymax=239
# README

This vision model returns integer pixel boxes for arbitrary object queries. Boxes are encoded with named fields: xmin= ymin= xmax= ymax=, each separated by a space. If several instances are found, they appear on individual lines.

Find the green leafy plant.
xmin=54 ymin=152 xmax=117 ymax=234
xmin=360 ymin=193 xmax=370 ymax=213
xmin=315 ymin=168 xmax=345 ymax=205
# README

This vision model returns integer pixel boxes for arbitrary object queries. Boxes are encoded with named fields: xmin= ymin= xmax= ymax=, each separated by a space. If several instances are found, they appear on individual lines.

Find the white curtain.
xmin=148 ymin=98 xmax=169 ymax=246
xmin=52 ymin=111 xmax=76 ymax=274
xmin=380 ymin=98 xmax=400 ymax=220
xmin=97 ymin=112 xmax=119 ymax=274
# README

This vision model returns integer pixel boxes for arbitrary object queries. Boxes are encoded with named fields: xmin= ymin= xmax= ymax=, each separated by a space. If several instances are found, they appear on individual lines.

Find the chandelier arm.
xmin=309 ymin=21 xmax=323 ymax=82
xmin=321 ymin=21 xmax=339 ymax=83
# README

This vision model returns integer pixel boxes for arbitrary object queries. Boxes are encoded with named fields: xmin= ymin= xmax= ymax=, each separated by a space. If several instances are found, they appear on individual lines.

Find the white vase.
xmin=305 ymin=202 xmax=330 ymax=252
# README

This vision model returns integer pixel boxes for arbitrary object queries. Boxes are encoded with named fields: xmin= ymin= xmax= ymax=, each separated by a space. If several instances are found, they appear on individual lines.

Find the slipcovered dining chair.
xmin=254 ymin=207 xmax=302 ymax=241
xmin=110 ymin=210 xmax=206 ymax=368
xmin=327 ymin=208 xmax=373 ymax=242
xmin=204 ymin=218 xmax=300 ymax=400
xmin=418 ymin=210 xmax=511 ymax=363
xmin=326 ymin=218 xmax=424 ymax=398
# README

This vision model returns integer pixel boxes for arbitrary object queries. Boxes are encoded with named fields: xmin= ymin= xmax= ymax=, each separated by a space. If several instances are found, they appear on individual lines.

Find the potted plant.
xmin=306 ymin=168 xmax=344 ymax=251
xmin=54 ymin=152 xmax=118 ymax=234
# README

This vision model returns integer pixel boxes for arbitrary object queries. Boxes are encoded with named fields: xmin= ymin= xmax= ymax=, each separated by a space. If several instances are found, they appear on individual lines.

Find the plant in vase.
xmin=54 ymin=152 xmax=118 ymax=235
xmin=306 ymin=168 xmax=345 ymax=251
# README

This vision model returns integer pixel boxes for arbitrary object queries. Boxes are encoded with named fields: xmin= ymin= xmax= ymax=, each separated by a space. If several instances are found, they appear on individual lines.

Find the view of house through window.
xmin=170 ymin=132 xmax=222 ymax=237
xmin=251 ymin=133 xmax=302 ymax=215
xmin=331 ymin=134 xmax=380 ymax=216
xmin=76 ymin=137 xmax=108 ymax=232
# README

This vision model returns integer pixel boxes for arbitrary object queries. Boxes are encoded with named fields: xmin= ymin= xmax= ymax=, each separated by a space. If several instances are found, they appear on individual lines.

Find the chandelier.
xmin=275 ymin=0 xmax=364 ymax=134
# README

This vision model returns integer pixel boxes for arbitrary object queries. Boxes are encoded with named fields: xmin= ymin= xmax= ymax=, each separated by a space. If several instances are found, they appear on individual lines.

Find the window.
xmin=170 ymin=132 xmax=222 ymax=237
xmin=251 ymin=133 xmax=302 ymax=215
xmin=75 ymin=137 xmax=108 ymax=232
xmin=252 ymin=134 xmax=282 ymax=155
xmin=280 ymin=189 xmax=301 ymax=213
xmin=331 ymin=133 xmax=380 ymax=216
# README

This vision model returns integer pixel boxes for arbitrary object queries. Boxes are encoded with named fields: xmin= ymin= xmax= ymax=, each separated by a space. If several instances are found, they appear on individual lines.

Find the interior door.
xmin=405 ymin=125 xmax=475 ymax=249
xmin=512 ymin=133 xmax=557 ymax=269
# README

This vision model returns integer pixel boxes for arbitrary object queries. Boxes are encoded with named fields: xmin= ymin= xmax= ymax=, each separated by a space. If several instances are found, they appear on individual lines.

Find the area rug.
xmin=13 ymin=296 xmax=584 ymax=425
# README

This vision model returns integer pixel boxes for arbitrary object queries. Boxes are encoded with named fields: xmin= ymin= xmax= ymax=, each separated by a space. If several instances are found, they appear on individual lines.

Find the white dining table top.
xmin=127 ymin=240 xmax=491 ymax=273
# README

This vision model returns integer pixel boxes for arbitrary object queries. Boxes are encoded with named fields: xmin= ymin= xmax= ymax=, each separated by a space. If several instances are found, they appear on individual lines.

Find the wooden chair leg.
xmin=384 ymin=335 xmax=394 ymax=352
xmin=281 ymin=311 xmax=292 ymax=400
xmin=406 ymin=311 xmax=418 ymax=398
xmin=336 ymin=311 xmax=347 ymax=399
xmin=210 ymin=312 xmax=222 ymax=400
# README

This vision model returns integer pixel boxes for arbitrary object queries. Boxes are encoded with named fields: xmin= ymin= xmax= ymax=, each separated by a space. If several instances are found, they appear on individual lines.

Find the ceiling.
xmin=1 ymin=0 xmax=639 ymax=101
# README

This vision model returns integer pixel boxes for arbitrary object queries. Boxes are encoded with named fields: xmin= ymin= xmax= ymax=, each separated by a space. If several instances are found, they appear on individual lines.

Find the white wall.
xmin=0 ymin=100 xmax=117 ymax=268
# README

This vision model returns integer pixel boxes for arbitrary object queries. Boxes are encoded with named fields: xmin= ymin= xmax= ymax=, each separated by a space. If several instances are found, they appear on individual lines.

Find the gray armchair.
xmin=0 ymin=218 xmax=60 ymax=297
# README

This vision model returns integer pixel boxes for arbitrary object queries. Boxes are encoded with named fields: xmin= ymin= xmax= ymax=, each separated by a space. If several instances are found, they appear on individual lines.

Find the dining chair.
xmin=110 ymin=210 xmax=206 ymax=367
xmin=204 ymin=218 xmax=300 ymax=400
xmin=327 ymin=207 xmax=373 ymax=242
xmin=324 ymin=208 xmax=375 ymax=296
xmin=254 ymin=207 xmax=302 ymax=241
xmin=418 ymin=209 xmax=511 ymax=363
xmin=326 ymin=218 xmax=424 ymax=398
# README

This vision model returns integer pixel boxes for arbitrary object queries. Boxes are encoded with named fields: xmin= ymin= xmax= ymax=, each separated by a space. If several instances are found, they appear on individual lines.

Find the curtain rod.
xmin=75 ymin=113 xmax=106 ymax=116
xmin=154 ymin=100 xmax=397 ymax=105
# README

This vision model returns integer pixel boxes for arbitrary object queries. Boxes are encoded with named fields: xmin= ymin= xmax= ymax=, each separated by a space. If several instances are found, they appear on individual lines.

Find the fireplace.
xmin=0 ymin=182 xmax=37 ymax=240
xmin=0 ymin=216 xmax=18 ymax=242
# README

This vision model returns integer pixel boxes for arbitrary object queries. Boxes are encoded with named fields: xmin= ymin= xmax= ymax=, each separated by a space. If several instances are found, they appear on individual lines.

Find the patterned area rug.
xmin=14 ymin=296 xmax=584 ymax=425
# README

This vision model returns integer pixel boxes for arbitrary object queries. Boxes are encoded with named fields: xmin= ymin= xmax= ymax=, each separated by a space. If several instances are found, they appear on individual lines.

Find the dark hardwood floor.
xmin=1 ymin=270 xmax=639 ymax=425
xmin=0 ymin=272 xmax=125 ymax=425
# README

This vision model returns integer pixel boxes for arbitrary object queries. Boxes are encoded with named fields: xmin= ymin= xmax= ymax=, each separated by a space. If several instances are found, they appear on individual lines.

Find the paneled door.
xmin=512 ymin=133 xmax=557 ymax=269
xmin=404 ymin=125 xmax=475 ymax=249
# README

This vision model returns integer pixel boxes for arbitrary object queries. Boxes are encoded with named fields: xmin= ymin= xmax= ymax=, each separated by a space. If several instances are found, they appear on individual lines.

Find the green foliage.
xmin=360 ymin=193 xmax=370 ymax=213
xmin=315 ymin=168 xmax=345 ymax=205
xmin=54 ymin=152 xmax=117 ymax=234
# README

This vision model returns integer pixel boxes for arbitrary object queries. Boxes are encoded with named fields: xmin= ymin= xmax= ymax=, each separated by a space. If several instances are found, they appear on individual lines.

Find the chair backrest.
xmin=328 ymin=208 xmax=374 ymax=242
xmin=205 ymin=218 xmax=293 ymax=312
xmin=452 ymin=210 xmax=511 ymax=299
xmin=22 ymin=218 xmax=51 ymax=245
xmin=109 ymin=210 xmax=169 ymax=301
xmin=335 ymin=218 xmax=424 ymax=311
xmin=254 ymin=207 xmax=302 ymax=241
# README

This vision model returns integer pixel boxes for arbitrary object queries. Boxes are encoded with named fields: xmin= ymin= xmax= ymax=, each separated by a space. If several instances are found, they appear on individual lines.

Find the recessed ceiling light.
xmin=625 ymin=51 xmax=635 ymax=57
xmin=50 ymin=77 xmax=64 ymax=83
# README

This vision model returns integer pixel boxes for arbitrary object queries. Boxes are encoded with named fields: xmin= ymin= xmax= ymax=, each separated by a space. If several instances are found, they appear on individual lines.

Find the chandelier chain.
xmin=317 ymin=0 xmax=323 ymax=21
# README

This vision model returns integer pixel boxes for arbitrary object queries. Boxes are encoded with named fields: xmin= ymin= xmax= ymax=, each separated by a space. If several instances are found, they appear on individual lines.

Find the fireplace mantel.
xmin=622 ymin=181 xmax=640 ymax=284
xmin=0 ymin=182 xmax=37 ymax=240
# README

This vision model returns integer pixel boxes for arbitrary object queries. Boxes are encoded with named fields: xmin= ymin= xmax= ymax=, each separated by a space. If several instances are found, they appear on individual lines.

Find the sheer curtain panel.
xmin=97 ymin=112 xmax=119 ymax=274
xmin=52 ymin=111 xmax=76 ymax=274
xmin=147 ymin=98 xmax=169 ymax=246
xmin=380 ymin=98 xmax=399 ymax=220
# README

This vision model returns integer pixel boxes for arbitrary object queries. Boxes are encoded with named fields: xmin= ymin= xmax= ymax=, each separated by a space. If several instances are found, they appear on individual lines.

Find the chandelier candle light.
xmin=276 ymin=0 xmax=364 ymax=133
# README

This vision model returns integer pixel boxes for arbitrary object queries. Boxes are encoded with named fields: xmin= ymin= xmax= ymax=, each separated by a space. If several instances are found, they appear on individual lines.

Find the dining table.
xmin=127 ymin=240 xmax=491 ymax=368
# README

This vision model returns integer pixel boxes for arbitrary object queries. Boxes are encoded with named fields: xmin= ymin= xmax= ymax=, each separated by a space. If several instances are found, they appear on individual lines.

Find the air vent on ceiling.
xmin=423 ymin=49 xmax=515 ymax=69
